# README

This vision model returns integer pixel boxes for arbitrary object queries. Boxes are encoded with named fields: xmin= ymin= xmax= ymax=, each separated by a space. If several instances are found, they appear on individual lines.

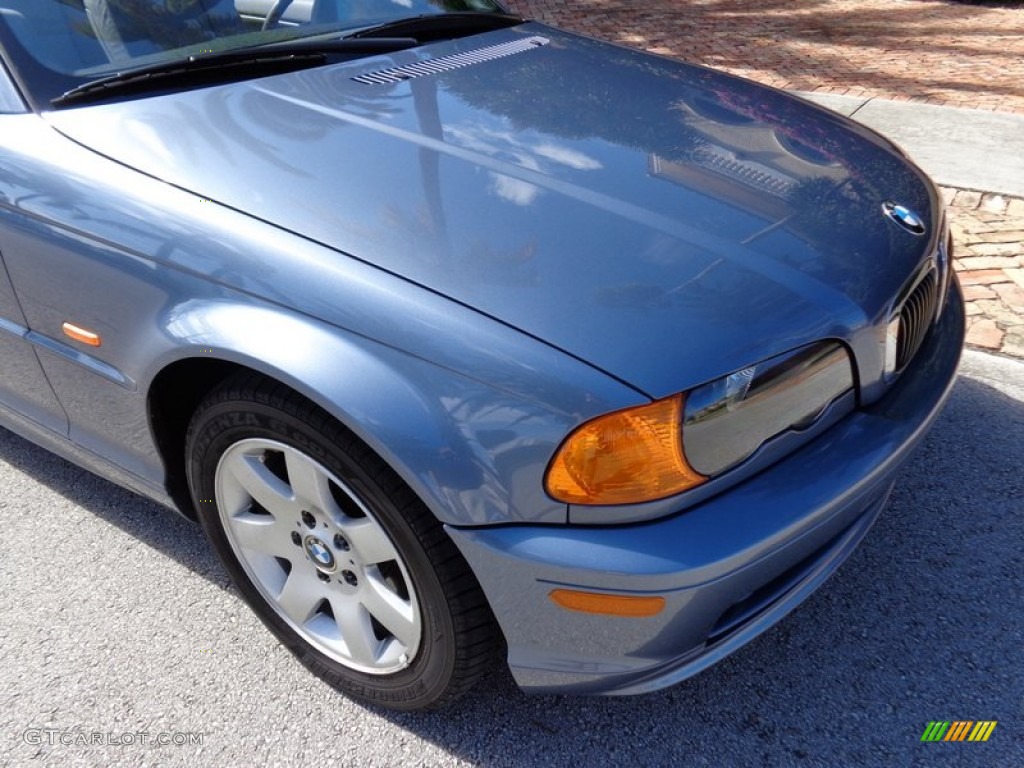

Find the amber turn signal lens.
xmin=61 ymin=322 xmax=101 ymax=347
xmin=549 ymin=589 xmax=666 ymax=617
xmin=544 ymin=395 xmax=706 ymax=505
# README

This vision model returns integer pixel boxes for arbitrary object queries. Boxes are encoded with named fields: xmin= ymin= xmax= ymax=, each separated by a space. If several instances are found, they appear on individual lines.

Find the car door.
xmin=0 ymin=250 xmax=68 ymax=435
xmin=0 ymin=62 xmax=69 ymax=437
xmin=0 ymin=110 xmax=179 ymax=486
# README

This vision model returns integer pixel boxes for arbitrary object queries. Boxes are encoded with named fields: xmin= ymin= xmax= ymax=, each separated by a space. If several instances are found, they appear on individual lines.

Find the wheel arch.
xmin=147 ymin=356 xmax=246 ymax=519
xmin=144 ymin=301 xmax=571 ymax=526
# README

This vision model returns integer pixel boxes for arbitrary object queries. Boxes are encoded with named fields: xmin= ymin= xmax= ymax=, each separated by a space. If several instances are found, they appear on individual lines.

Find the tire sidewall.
xmin=187 ymin=397 xmax=458 ymax=709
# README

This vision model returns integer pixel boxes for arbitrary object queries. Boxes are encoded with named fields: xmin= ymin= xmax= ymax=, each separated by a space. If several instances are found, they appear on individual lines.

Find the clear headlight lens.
xmin=545 ymin=341 xmax=854 ymax=506
xmin=682 ymin=341 xmax=853 ymax=476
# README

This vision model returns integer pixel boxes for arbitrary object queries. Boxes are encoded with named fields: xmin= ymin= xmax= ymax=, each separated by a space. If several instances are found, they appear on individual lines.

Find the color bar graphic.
xmin=920 ymin=721 xmax=996 ymax=742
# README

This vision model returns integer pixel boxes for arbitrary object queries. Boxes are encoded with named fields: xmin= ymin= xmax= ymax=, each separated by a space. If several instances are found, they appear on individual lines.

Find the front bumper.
xmin=447 ymin=279 xmax=965 ymax=696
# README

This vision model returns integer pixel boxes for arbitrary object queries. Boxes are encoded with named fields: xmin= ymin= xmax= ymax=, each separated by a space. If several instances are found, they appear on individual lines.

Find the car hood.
xmin=46 ymin=23 xmax=938 ymax=398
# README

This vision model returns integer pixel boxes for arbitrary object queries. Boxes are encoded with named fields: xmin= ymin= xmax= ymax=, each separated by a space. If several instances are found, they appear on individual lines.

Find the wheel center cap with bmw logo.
xmin=304 ymin=536 xmax=337 ymax=572
xmin=883 ymin=200 xmax=926 ymax=236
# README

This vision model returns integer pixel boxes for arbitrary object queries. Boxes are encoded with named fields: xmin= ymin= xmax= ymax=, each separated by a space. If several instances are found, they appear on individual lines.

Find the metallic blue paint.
xmin=447 ymin=280 xmax=964 ymax=693
xmin=0 ymin=12 xmax=965 ymax=697
xmin=0 ymin=260 xmax=68 ymax=432
xmin=43 ymin=24 xmax=940 ymax=403
xmin=0 ymin=113 xmax=636 ymax=526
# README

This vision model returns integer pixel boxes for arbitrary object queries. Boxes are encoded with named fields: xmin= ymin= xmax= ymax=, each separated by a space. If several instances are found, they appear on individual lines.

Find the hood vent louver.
xmin=352 ymin=36 xmax=550 ymax=85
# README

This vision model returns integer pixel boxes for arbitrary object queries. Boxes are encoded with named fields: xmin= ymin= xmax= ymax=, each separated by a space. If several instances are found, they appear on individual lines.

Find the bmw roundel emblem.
xmin=303 ymin=536 xmax=337 ymax=571
xmin=882 ymin=200 xmax=926 ymax=236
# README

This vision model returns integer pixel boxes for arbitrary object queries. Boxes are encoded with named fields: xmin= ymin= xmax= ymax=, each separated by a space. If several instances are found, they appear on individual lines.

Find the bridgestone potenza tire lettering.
xmin=184 ymin=372 xmax=500 ymax=710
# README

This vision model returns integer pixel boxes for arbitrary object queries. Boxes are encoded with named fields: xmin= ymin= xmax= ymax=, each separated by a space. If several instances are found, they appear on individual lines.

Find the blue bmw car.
xmin=0 ymin=0 xmax=963 ymax=710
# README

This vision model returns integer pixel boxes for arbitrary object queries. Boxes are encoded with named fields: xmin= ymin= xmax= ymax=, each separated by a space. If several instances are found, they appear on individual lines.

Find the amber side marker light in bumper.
xmin=549 ymin=589 xmax=666 ymax=617
xmin=62 ymin=322 xmax=101 ymax=347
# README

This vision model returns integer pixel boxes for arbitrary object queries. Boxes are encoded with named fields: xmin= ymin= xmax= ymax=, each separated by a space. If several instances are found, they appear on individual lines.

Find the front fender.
xmin=150 ymin=298 xmax=627 ymax=526
xmin=0 ymin=117 xmax=644 ymax=527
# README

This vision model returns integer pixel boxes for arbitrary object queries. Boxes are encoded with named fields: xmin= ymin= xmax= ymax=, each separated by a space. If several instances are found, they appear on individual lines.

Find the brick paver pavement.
xmin=506 ymin=0 xmax=1024 ymax=113
xmin=507 ymin=0 xmax=1024 ymax=358
xmin=945 ymin=189 xmax=1024 ymax=358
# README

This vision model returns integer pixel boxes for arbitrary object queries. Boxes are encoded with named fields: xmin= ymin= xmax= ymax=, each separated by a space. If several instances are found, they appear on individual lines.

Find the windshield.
xmin=0 ymin=0 xmax=505 ymax=105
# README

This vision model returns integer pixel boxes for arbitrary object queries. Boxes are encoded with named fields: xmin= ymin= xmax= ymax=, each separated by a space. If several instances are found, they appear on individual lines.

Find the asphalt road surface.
xmin=1 ymin=351 xmax=1021 ymax=768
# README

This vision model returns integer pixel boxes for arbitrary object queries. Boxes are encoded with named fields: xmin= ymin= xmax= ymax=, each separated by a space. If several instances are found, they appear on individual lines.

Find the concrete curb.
xmin=961 ymin=349 xmax=1024 ymax=398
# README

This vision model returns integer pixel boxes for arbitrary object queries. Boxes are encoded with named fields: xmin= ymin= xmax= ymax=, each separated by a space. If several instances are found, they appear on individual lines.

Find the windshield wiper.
xmin=52 ymin=37 xmax=418 ymax=107
xmin=348 ymin=12 xmax=524 ymax=43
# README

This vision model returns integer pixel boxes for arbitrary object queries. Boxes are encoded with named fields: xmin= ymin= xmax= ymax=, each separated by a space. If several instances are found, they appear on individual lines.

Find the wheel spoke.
xmin=225 ymin=451 xmax=298 ymax=516
xmin=333 ymin=600 xmax=381 ymax=668
xmin=284 ymin=448 xmax=336 ymax=515
xmin=276 ymin=568 xmax=323 ymax=627
xmin=361 ymin=576 xmax=418 ymax=648
xmin=229 ymin=512 xmax=294 ymax=558
xmin=343 ymin=518 xmax=399 ymax=565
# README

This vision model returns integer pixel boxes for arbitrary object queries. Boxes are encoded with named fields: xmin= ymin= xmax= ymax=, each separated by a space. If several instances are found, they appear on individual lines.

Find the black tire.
xmin=185 ymin=372 xmax=500 ymax=710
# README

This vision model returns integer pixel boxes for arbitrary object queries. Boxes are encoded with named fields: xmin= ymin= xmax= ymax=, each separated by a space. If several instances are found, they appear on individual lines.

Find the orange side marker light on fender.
xmin=62 ymin=322 xmax=101 ymax=347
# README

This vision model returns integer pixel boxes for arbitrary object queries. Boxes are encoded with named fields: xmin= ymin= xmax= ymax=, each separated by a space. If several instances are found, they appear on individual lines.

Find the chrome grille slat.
xmin=352 ymin=36 xmax=550 ymax=85
xmin=895 ymin=269 xmax=938 ymax=371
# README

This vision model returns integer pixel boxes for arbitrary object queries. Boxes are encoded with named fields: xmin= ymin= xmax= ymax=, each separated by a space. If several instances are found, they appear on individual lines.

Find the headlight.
xmin=682 ymin=341 xmax=854 ymax=476
xmin=545 ymin=341 xmax=854 ymax=506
